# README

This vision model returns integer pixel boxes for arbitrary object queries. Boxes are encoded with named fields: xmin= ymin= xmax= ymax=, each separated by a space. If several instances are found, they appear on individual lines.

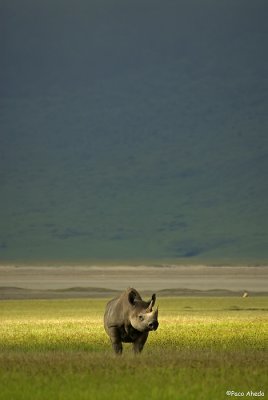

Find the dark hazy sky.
xmin=1 ymin=0 xmax=268 ymax=263
xmin=2 ymin=0 xmax=267 ymax=96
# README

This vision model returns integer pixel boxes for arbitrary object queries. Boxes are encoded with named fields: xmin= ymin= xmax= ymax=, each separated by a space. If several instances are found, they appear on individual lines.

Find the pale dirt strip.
xmin=0 ymin=265 xmax=267 ymax=295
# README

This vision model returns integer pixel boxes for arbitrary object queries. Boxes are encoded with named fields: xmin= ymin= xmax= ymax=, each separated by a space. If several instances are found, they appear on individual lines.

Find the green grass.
xmin=0 ymin=297 xmax=267 ymax=399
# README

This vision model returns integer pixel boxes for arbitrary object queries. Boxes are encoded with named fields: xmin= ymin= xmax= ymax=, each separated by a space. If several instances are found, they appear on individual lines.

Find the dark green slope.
xmin=1 ymin=0 xmax=267 ymax=263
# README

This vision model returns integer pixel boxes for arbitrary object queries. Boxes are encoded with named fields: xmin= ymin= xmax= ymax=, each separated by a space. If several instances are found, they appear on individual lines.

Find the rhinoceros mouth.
xmin=148 ymin=321 xmax=159 ymax=331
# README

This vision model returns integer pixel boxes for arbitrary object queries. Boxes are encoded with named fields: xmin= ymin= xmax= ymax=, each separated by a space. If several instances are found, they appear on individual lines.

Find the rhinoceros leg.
xmin=112 ymin=341 xmax=123 ymax=354
xmin=108 ymin=327 xmax=123 ymax=354
xmin=133 ymin=332 xmax=148 ymax=354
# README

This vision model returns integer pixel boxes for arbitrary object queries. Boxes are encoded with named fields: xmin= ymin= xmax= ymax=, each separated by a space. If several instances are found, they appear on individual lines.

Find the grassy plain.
xmin=0 ymin=297 xmax=267 ymax=400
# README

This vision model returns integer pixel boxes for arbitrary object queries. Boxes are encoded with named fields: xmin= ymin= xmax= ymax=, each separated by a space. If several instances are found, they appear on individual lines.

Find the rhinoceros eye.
xmin=138 ymin=315 xmax=144 ymax=321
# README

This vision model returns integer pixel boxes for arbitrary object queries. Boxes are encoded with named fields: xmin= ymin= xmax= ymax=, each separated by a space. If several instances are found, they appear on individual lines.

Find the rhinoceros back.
xmin=104 ymin=295 xmax=125 ymax=332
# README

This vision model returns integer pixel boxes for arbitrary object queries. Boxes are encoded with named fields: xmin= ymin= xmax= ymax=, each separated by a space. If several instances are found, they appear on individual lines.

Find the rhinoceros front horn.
xmin=147 ymin=293 xmax=156 ymax=312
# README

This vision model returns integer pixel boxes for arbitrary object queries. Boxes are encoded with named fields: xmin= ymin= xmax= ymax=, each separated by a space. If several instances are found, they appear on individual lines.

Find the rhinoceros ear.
xmin=147 ymin=293 xmax=156 ymax=311
xmin=128 ymin=290 xmax=137 ymax=306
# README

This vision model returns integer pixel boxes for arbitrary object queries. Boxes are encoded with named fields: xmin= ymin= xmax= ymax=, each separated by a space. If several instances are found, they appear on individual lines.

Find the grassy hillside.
xmin=1 ymin=0 xmax=267 ymax=263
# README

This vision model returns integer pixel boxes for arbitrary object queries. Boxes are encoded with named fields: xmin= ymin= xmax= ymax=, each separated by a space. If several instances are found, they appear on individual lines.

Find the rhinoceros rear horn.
xmin=147 ymin=293 xmax=156 ymax=311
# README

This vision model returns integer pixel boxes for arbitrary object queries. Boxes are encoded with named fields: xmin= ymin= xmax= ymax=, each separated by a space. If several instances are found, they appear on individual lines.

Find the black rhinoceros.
xmin=104 ymin=287 xmax=159 ymax=354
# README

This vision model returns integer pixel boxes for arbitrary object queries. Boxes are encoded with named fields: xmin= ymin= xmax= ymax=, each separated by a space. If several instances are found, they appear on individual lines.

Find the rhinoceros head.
xmin=128 ymin=290 xmax=159 ymax=332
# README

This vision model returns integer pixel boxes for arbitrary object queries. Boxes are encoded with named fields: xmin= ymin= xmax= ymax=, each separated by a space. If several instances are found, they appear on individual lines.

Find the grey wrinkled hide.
xmin=104 ymin=288 xmax=159 ymax=354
